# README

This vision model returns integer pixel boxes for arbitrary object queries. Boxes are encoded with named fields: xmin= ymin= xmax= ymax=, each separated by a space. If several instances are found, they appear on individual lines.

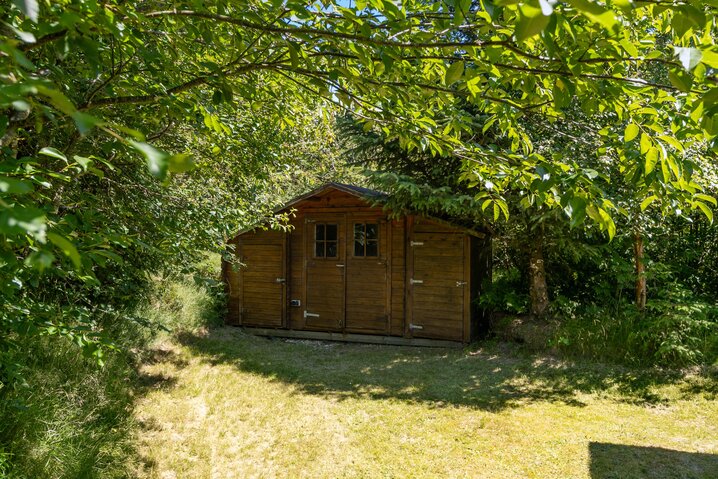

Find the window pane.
xmin=366 ymin=223 xmax=378 ymax=240
xmin=326 ymin=224 xmax=338 ymax=241
xmin=326 ymin=241 xmax=337 ymax=258
xmin=354 ymin=240 xmax=364 ymax=257
xmin=366 ymin=240 xmax=378 ymax=257
xmin=316 ymin=224 xmax=325 ymax=240
xmin=315 ymin=241 xmax=325 ymax=257
xmin=354 ymin=224 xmax=364 ymax=244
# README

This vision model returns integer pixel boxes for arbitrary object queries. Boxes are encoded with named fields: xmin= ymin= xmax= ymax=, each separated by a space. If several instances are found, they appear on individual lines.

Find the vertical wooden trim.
xmin=238 ymin=240 xmax=244 ymax=326
xmin=302 ymin=218 xmax=308 ymax=329
xmin=341 ymin=213 xmax=347 ymax=331
xmin=463 ymin=235 xmax=471 ymax=343
xmin=282 ymin=231 xmax=288 ymax=328
xmin=385 ymin=218 xmax=392 ymax=335
xmin=405 ymin=215 xmax=414 ymax=338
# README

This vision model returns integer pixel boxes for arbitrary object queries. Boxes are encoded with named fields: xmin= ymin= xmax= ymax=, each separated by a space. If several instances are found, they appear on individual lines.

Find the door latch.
xmin=410 ymin=241 xmax=424 ymax=247
xmin=409 ymin=324 xmax=424 ymax=330
xmin=276 ymin=278 xmax=286 ymax=283
xmin=456 ymin=281 xmax=467 ymax=287
xmin=410 ymin=278 xmax=423 ymax=285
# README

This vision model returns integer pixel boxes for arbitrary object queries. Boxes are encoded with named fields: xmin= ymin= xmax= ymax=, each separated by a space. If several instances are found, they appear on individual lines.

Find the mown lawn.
xmin=133 ymin=328 xmax=718 ymax=479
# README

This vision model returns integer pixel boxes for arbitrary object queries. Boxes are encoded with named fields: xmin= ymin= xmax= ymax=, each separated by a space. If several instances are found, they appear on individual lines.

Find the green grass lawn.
xmin=133 ymin=327 xmax=718 ymax=479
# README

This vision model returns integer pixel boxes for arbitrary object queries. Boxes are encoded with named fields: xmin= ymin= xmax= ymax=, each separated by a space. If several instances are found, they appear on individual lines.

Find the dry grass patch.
xmin=133 ymin=328 xmax=718 ymax=479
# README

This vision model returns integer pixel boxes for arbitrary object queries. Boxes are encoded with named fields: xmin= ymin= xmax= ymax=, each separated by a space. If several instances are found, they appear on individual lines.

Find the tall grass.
xmin=552 ymin=287 xmax=718 ymax=367
xmin=0 ymin=257 xmax=224 ymax=478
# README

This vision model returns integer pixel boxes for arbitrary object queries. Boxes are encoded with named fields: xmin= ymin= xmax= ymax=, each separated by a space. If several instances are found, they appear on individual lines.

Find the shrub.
xmin=552 ymin=285 xmax=718 ymax=367
xmin=479 ymin=268 xmax=529 ymax=315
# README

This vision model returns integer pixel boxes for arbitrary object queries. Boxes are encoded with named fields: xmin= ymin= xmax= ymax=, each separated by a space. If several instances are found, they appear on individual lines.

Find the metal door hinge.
xmin=410 ymin=241 xmax=424 ymax=247
xmin=410 ymin=278 xmax=423 ymax=285
xmin=304 ymin=311 xmax=320 ymax=318
xmin=409 ymin=324 xmax=424 ymax=330
xmin=456 ymin=281 xmax=467 ymax=287
xmin=276 ymin=278 xmax=286 ymax=283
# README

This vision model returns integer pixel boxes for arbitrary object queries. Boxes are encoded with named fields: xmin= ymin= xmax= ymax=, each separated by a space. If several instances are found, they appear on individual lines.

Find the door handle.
xmin=410 ymin=278 xmax=423 ymax=285
xmin=409 ymin=324 xmax=424 ymax=330
xmin=304 ymin=311 xmax=320 ymax=318
xmin=336 ymin=264 xmax=345 ymax=268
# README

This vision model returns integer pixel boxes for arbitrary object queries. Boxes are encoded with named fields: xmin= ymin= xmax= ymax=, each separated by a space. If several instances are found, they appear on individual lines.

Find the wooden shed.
xmin=222 ymin=183 xmax=491 ymax=346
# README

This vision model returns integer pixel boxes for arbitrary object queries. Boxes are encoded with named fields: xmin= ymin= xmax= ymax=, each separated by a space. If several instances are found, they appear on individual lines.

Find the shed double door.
xmin=303 ymin=214 xmax=388 ymax=333
xmin=407 ymin=232 xmax=468 ymax=341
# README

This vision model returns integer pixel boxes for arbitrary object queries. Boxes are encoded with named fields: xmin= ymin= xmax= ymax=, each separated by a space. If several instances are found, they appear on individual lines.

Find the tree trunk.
xmin=528 ymin=231 xmax=550 ymax=317
xmin=633 ymin=231 xmax=647 ymax=311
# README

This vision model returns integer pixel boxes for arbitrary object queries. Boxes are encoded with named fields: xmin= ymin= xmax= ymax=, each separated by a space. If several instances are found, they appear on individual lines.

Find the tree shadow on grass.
xmin=589 ymin=442 xmax=718 ymax=479
xmin=175 ymin=327 xmax=717 ymax=412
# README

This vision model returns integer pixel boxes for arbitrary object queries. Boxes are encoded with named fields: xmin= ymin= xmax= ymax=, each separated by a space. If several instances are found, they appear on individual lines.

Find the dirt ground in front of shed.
xmin=132 ymin=327 xmax=718 ymax=479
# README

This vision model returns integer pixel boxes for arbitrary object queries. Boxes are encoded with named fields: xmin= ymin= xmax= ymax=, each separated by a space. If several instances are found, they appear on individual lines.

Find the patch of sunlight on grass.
xmin=133 ymin=328 xmax=718 ymax=479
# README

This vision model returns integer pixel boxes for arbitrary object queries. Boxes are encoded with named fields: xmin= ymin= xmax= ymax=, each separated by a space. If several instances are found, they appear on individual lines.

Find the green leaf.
xmin=24 ymin=250 xmax=54 ymax=272
xmin=47 ymin=232 xmax=81 ymax=269
xmin=168 ymin=153 xmax=194 ymax=173
xmin=605 ymin=214 xmax=616 ymax=241
xmin=695 ymin=193 xmax=717 ymax=206
xmin=624 ymin=123 xmax=639 ymax=142
xmin=445 ymin=61 xmax=464 ymax=85
xmin=129 ymin=141 xmax=170 ymax=179
xmin=674 ymin=47 xmax=702 ymax=71
xmin=0 ymin=176 xmax=32 ymax=194
xmin=639 ymin=133 xmax=651 ymax=154
xmin=515 ymin=4 xmax=550 ymax=42
xmin=566 ymin=0 xmax=617 ymax=31
xmin=73 ymin=155 xmax=93 ymax=171
xmin=287 ymin=42 xmax=300 ymax=69
xmin=0 ymin=206 xmax=45 ymax=238
xmin=72 ymin=112 xmax=101 ymax=135
xmin=538 ymin=0 xmax=557 ymax=15
xmin=700 ymin=49 xmax=718 ymax=69
xmin=645 ymin=147 xmax=659 ymax=174
xmin=12 ymin=0 xmax=39 ymax=22
xmin=9 ymin=25 xmax=36 ymax=43
xmin=694 ymin=201 xmax=713 ymax=223
xmin=668 ymin=69 xmax=693 ymax=92
xmin=619 ymin=38 xmax=638 ymax=57
xmin=39 ymin=147 xmax=67 ymax=162
xmin=640 ymin=195 xmax=658 ymax=211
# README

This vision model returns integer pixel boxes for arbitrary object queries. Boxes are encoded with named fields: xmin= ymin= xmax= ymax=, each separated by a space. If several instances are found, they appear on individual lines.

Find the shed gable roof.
xmin=279 ymin=182 xmax=385 ymax=211
xmin=233 ymin=182 xmax=487 ymax=239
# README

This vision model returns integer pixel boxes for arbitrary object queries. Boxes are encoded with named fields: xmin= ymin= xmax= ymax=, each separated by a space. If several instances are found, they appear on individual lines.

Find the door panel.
xmin=304 ymin=217 xmax=345 ymax=331
xmin=345 ymin=219 xmax=388 ymax=333
xmin=241 ymin=243 xmax=285 ymax=327
xmin=409 ymin=232 xmax=465 ymax=341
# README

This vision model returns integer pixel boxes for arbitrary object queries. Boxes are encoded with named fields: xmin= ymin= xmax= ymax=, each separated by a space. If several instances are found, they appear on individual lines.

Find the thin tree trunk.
xmin=633 ymin=231 xmax=647 ymax=311
xmin=528 ymin=230 xmax=549 ymax=317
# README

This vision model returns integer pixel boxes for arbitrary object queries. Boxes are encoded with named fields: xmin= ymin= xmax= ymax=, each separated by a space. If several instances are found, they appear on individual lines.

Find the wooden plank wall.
xmin=389 ymin=217 xmax=406 ymax=336
xmin=222 ymin=238 xmax=241 ymax=325
xmin=230 ymin=229 xmax=286 ymax=327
